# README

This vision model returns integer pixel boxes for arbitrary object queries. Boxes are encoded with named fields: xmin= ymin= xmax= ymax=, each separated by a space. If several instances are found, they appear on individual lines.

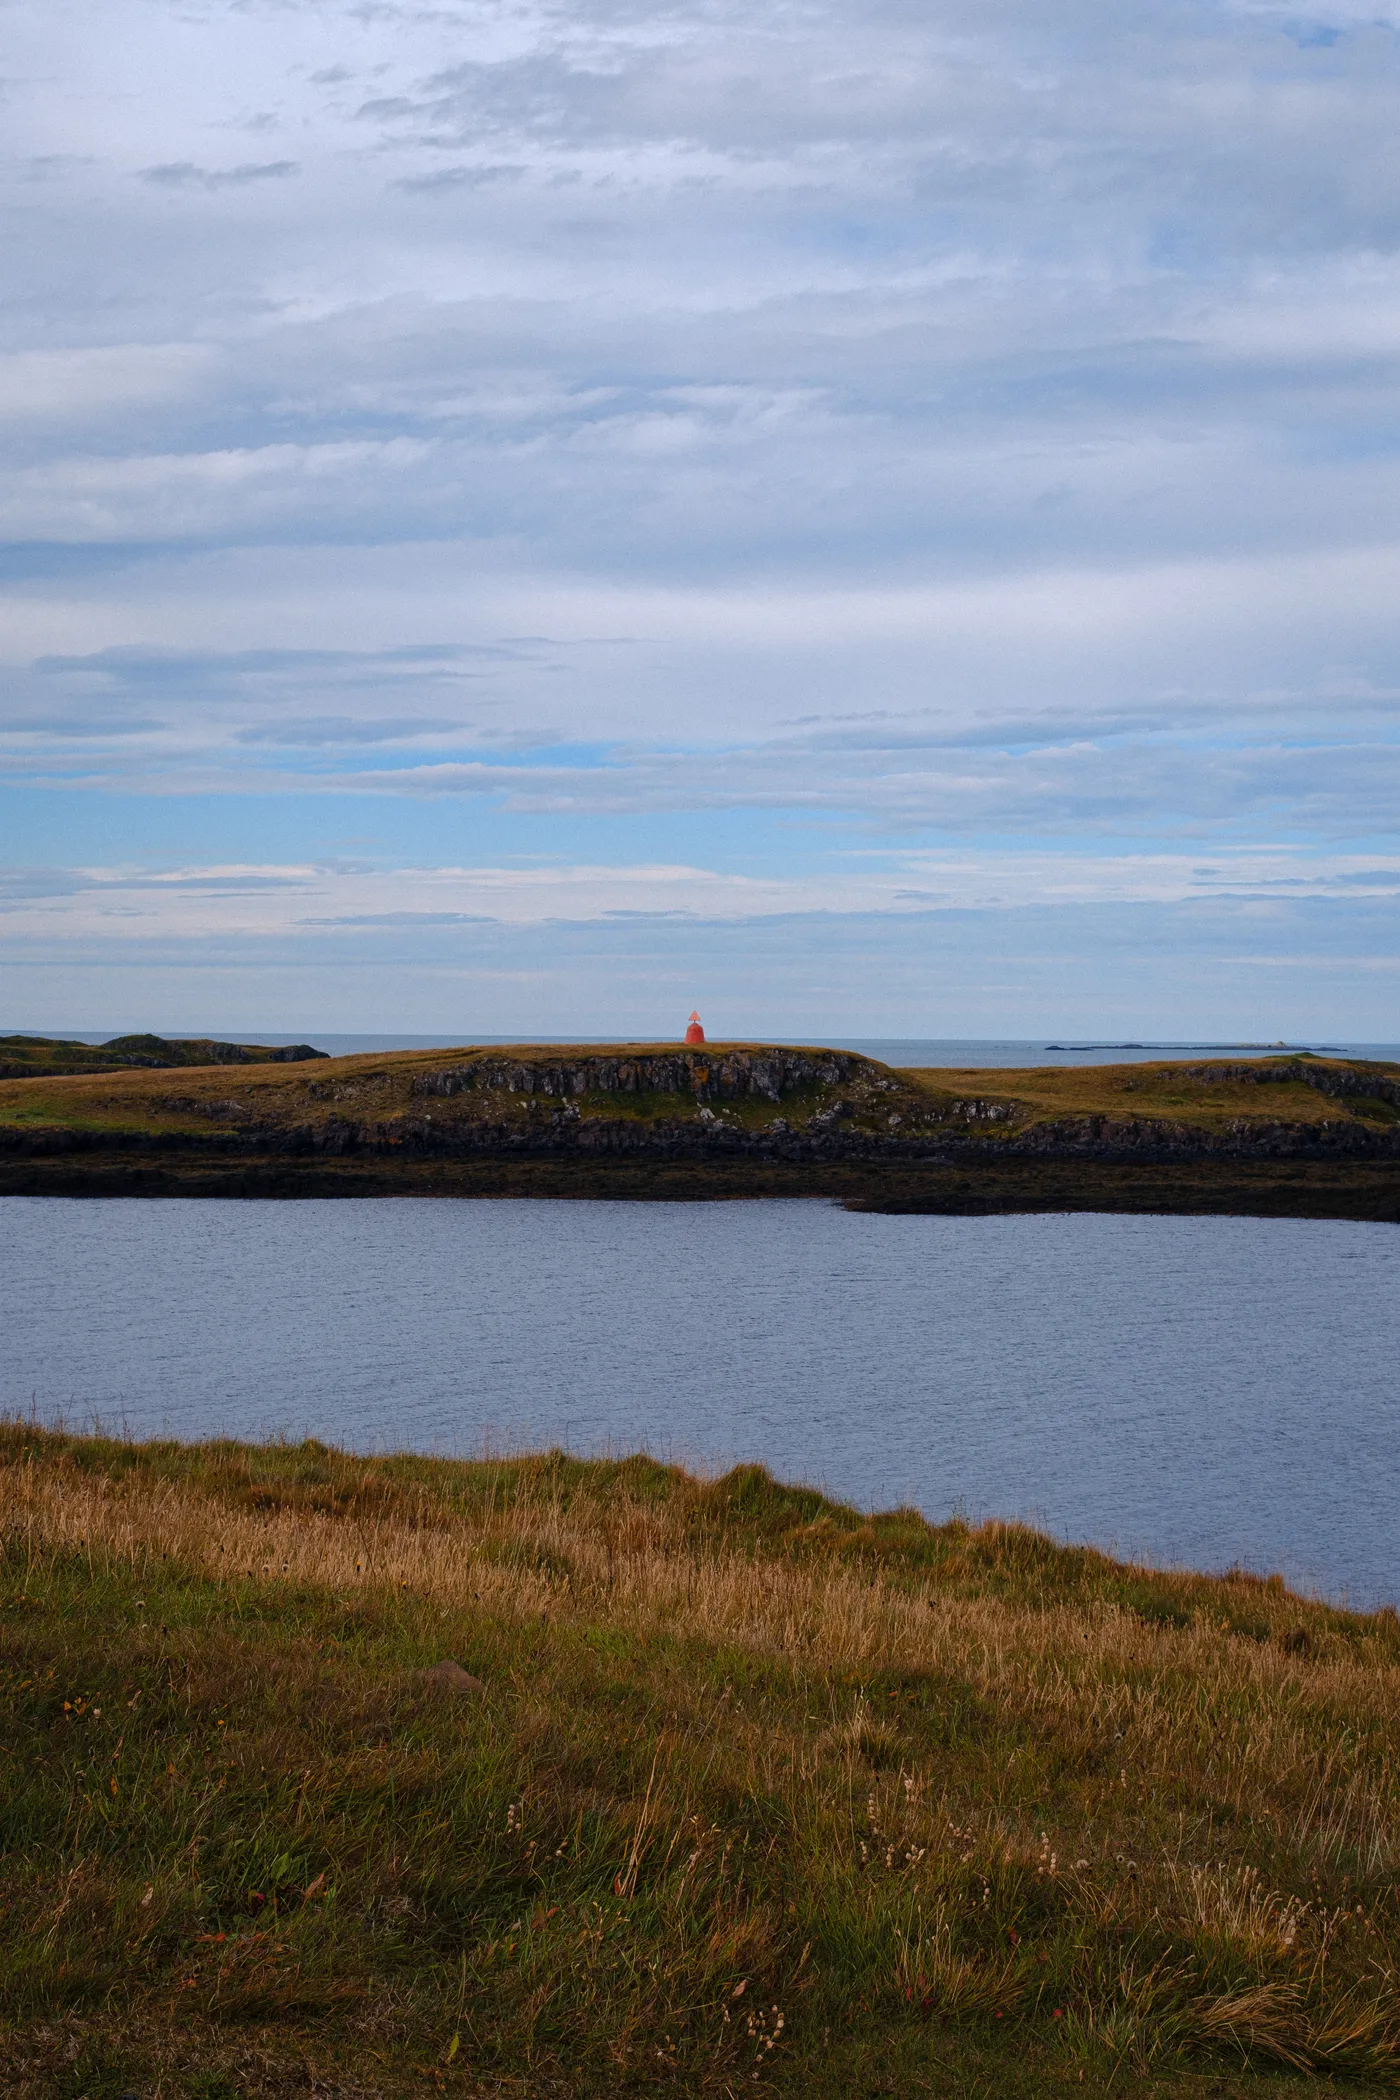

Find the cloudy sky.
xmin=2 ymin=0 xmax=1398 ymax=1037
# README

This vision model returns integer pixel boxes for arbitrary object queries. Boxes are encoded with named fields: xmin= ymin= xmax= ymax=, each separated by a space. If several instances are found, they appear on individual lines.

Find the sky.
xmin=1 ymin=0 xmax=1399 ymax=1039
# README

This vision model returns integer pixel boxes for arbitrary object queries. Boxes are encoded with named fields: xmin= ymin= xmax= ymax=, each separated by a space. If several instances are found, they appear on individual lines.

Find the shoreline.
xmin=3 ymin=1151 xmax=1399 ymax=1218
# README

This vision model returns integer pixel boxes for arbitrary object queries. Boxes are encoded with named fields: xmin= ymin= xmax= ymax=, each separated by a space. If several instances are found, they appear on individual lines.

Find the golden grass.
xmin=11 ymin=1451 xmax=1400 ymax=1909
xmin=8 ymin=1449 xmax=1395 ymax=1712
xmin=899 ymin=1055 xmax=1400 ymax=1131
xmin=5 ymin=1431 xmax=1400 ymax=2094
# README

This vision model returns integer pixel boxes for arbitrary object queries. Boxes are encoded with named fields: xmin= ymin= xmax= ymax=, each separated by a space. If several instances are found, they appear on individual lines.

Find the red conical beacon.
xmin=684 ymin=1010 xmax=705 ymax=1045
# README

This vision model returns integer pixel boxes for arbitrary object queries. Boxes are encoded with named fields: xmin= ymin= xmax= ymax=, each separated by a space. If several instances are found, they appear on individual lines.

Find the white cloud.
xmin=0 ymin=345 xmax=215 ymax=431
xmin=4 ymin=847 xmax=1398 ymax=952
xmin=0 ymin=439 xmax=435 ymax=544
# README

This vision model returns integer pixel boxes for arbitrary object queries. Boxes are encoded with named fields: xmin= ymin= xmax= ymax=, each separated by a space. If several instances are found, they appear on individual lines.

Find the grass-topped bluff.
xmin=1 ymin=1040 xmax=1398 ymax=1215
xmin=4 ymin=1426 xmax=1400 ymax=2098
xmin=0 ymin=1035 xmax=328 ymax=1082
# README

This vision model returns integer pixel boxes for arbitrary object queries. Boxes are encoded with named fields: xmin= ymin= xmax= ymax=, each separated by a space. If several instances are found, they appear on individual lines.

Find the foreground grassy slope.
xmin=4 ymin=1429 xmax=1400 ymax=2097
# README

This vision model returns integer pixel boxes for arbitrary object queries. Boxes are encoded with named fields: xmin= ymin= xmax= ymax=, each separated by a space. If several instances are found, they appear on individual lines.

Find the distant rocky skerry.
xmin=2 ymin=1041 xmax=1398 ymax=1217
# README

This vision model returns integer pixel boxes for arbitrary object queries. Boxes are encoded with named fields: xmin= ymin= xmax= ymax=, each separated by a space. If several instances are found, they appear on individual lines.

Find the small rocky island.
xmin=1 ymin=1036 xmax=1398 ymax=1217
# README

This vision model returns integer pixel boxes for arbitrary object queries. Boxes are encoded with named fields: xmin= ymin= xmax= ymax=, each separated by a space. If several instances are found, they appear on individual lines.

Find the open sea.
xmin=26 ymin=1031 xmax=1400 ymax=1066
xmin=2 ymin=1196 xmax=1396 ymax=1610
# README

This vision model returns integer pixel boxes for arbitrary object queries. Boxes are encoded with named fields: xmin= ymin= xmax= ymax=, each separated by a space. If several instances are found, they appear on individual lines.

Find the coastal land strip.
xmin=2 ymin=1039 xmax=1399 ymax=1218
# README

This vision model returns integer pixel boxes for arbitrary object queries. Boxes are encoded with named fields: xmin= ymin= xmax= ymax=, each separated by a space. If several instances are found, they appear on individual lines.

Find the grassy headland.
xmin=3 ymin=1427 xmax=1400 ymax=2096
xmin=0 ymin=1037 xmax=328 ymax=1082
xmin=1 ymin=1041 xmax=1398 ymax=1216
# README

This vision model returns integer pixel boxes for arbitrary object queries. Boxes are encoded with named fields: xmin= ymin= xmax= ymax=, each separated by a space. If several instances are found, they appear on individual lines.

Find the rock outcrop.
xmin=410 ymin=1048 xmax=867 ymax=1104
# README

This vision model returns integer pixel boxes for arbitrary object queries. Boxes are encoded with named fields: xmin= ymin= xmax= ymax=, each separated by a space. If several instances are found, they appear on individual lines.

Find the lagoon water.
xmin=2 ymin=1197 xmax=1396 ymax=1608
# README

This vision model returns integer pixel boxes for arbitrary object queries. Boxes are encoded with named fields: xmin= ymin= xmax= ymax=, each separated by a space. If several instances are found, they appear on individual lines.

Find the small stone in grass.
xmin=421 ymin=1659 xmax=485 ymax=1697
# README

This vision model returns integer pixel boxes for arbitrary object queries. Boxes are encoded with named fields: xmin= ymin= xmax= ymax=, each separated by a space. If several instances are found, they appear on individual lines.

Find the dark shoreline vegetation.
xmin=2 ymin=1041 xmax=1399 ymax=1218
xmin=5 ymin=1430 xmax=1400 ymax=2097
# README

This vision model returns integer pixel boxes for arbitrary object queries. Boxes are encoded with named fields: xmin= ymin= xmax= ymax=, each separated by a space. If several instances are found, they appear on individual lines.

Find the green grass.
xmin=4 ymin=1428 xmax=1400 ymax=2096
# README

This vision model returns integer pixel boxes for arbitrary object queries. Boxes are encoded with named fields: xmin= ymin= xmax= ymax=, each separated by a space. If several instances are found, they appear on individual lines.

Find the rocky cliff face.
xmin=15 ymin=1112 xmax=1397 ymax=1165
xmin=410 ymin=1048 xmax=867 ymax=1103
xmin=996 ymin=1114 xmax=1400 ymax=1161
